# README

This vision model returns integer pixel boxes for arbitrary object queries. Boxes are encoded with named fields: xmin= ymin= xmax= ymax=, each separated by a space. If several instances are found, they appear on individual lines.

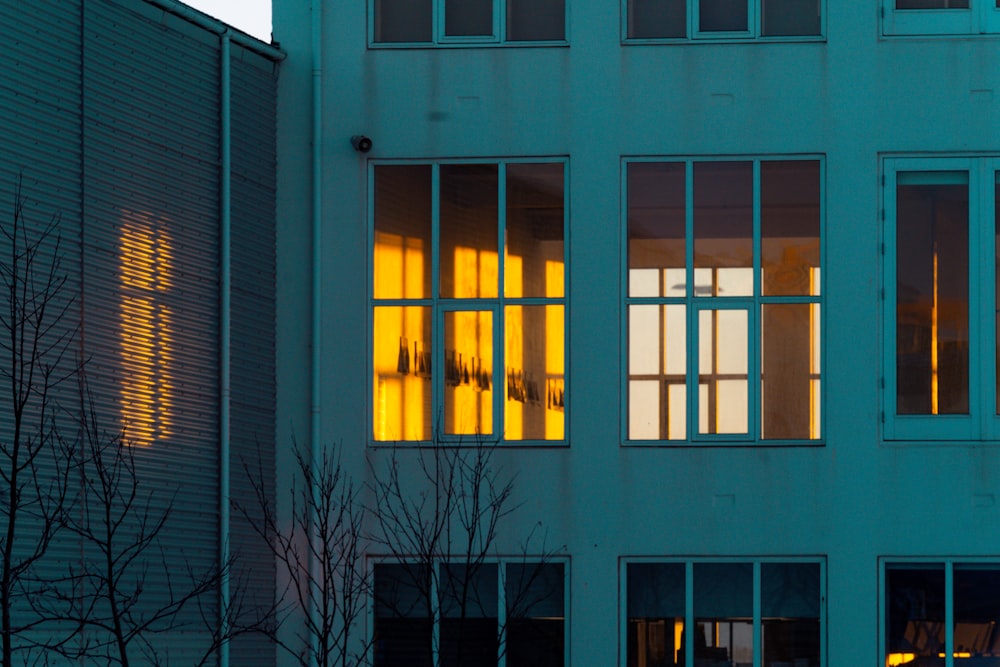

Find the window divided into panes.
xmin=373 ymin=0 xmax=566 ymax=44
xmin=625 ymin=158 xmax=822 ymax=444
xmin=625 ymin=559 xmax=824 ymax=667
xmin=883 ymin=561 xmax=1000 ymax=667
xmin=625 ymin=0 xmax=822 ymax=40
xmin=372 ymin=161 xmax=566 ymax=443
xmin=373 ymin=560 xmax=566 ymax=667
xmin=883 ymin=157 xmax=1000 ymax=440
xmin=884 ymin=0 xmax=1000 ymax=34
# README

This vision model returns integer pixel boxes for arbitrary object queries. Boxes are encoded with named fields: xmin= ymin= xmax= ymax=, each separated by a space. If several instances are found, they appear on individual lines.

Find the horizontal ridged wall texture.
xmin=228 ymin=46 xmax=278 ymax=667
xmin=1 ymin=1 xmax=279 ymax=664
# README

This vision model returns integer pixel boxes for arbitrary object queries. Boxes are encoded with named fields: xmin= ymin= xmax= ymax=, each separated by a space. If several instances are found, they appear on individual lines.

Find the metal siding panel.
xmin=81 ymin=1 xmax=221 ymax=661
xmin=228 ymin=51 xmax=277 ymax=667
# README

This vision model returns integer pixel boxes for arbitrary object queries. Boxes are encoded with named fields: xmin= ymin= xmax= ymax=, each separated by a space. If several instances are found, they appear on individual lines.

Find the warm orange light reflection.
xmin=885 ymin=652 xmax=916 ymax=667
xmin=119 ymin=214 xmax=175 ymax=445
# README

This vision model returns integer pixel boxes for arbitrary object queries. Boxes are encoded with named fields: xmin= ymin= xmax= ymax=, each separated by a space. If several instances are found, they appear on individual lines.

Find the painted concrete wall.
xmin=273 ymin=1 xmax=1000 ymax=665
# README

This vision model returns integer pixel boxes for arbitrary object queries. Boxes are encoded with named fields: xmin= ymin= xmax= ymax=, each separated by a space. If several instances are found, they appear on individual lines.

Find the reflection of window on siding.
xmin=119 ymin=213 xmax=175 ymax=445
xmin=625 ymin=158 xmax=823 ymax=443
xmin=883 ymin=561 xmax=1000 ymax=667
xmin=373 ymin=560 xmax=566 ymax=667
xmin=373 ymin=0 xmax=565 ymax=45
xmin=626 ymin=0 xmax=822 ymax=40
xmin=882 ymin=157 xmax=1000 ymax=441
xmin=883 ymin=0 xmax=1000 ymax=35
xmin=625 ymin=559 xmax=824 ymax=667
xmin=371 ymin=160 xmax=566 ymax=443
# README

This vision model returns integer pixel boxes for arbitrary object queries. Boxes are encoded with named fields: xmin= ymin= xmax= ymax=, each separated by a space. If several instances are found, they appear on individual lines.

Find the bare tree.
xmin=238 ymin=441 xmax=370 ymax=667
xmin=368 ymin=438 xmax=563 ymax=667
xmin=0 ymin=178 xmax=78 ymax=667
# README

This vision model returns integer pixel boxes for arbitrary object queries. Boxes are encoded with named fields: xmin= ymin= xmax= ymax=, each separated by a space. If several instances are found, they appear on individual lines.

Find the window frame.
xmin=370 ymin=556 xmax=570 ymax=667
xmin=369 ymin=158 xmax=569 ymax=446
xmin=882 ymin=0 xmax=1000 ymax=36
xmin=622 ymin=0 xmax=825 ymax=43
xmin=879 ymin=558 xmax=1000 ymax=667
xmin=881 ymin=156 xmax=1000 ymax=441
xmin=621 ymin=155 xmax=825 ymax=447
xmin=621 ymin=556 xmax=827 ymax=667
xmin=369 ymin=0 xmax=569 ymax=47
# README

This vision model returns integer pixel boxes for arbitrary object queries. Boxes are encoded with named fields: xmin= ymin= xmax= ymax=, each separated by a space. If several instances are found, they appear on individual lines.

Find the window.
xmin=883 ymin=157 xmax=1000 ymax=440
xmin=883 ymin=0 xmax=1000 ymax=35
xmin=372 ymin=0 xmax=566 ymax=45
xmin=372 ymin=160 xmax=566 ymax=443
xmin=625 ymin=0 xmax=822 ymax=40
xmin=624 ymin=558 xmax=824 ymax=667
xmin=625 ymin=158 xmax=822 ymax=443
xmin=883 ymin=560 xmax=1000 ymax=667
xmin=373 ymin=560 xmax=567 ymax=667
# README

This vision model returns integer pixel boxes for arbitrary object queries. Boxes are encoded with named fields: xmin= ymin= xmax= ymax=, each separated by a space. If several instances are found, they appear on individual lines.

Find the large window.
xmin=372 ymin=0 xmax=565 ymax=45
xmin=625 ymin=0 xmax=822 ymax=40
xmin=883 ymin=0 xmax=1000 ymax=35
xmin=883 ymin=560 xmax=1000 ymax=667
xmin=883 ymin=157 xmax=1000 ymax=440
xmin=373 ymin=560 xmax=566 ymax=667
xmin=625 ymin=558 xmax=824 ymax=667
xmin=372 ymin=160 xmax=566 ymax=443
xmin=625 ymin=158 xmax=822 ymax=443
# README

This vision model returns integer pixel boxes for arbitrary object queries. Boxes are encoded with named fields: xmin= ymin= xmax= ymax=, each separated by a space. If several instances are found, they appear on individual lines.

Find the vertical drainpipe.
xmin=219 ymin=29 xmax=232 ymax=667
xmin=309 ymin=1 xmax=324 ymax=666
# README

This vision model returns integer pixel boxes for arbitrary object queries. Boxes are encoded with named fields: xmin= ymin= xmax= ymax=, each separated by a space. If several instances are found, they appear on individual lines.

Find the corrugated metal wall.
xmin=0 ymin=1 xmax=278 ymax=664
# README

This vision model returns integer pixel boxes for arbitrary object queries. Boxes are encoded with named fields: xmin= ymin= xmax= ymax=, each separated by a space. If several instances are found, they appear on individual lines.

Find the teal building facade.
xmin=272 ymin=0 xmax=1000 ymax=666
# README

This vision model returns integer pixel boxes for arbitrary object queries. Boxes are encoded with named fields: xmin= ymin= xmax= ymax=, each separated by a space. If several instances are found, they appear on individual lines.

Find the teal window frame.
xmin=622 ymin=156 xmax=825 ymax=446
xmin=882 ymin=0 xmax=1000 ymax=35
xmin=622 ymin=0 xmax=825 ymax=42
xmin=369 ymin=158 xmax=569 ymax=446
xmin=882 ymin=156 xmax=1000 ymax=441
xmin=880 ymin=558 xmax=1000 ymax=667
xmin=371 ymin=557 xmax=569 ymax=667
xmin=621 ymin=556 xmax=827 ymax=667
xmin=369 ymin=0 xmax=568 ymax=47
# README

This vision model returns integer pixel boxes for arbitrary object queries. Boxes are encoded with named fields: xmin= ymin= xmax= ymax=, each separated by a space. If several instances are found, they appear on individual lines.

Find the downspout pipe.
xmin=309 ymin=1 xmax=324 ymax=666
xmin=219 ymin=29 xmax=232 ymax=667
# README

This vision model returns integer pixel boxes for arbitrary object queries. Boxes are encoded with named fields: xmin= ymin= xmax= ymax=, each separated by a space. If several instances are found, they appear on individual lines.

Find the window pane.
xmin=441 ymin=164 xmax=499 ymax=299
xmin=506 ymin=563 xmax=565 ymax=667
xmin=694 ymin=162 xmax=753 ymax=297
xmin=885 ymin=565 xmax=945 ymax=667
xmin=700 ymin=0 xmax=749 ymax=31
xmin=761 ymin=160 xmax=821 ymax=296
xmin=373 ymin=306 xmax=432 ymax=441
xmin=699 ymin=309 xmax=748 ymax=435
xmin=506 ymin=163 xmax=564 ymax=298
xmin=374 ymin=165 xmax=432 ymax=299
xmin=896 ymin=173 xmax=969 ymax=415
xmin=508 ymin=0 xmax=565 ymax=40
xmin=629 ymin=163 xmax=686 ymax=297
xmin=373 ymin=563 xmax=433 ymax=667
xmin=505 ymin=305 xmax=564 ymax=440
xmin=762 ymin=0 xmax=821 ymax=35
xmin=628 ymin=0 xmax=687 ymax=38
xmin=762 ymin=563 xmax=821 ymax=667
xmin=440 ymin=563 xmax=498 ymax=667
xmin=897 ymin=0 xmax=969 ymax=8
xmin=446 ymin=0 xmax=494 ymax=36
xmin=375 ymin=0 xmax=433 ymax=42
xmin=629 ymin=305 xmax=687 ymax=440
xmin=762 ymin=304 xmax=821 ymax=440
xmin=628 ymin=563 xmax=685 ymax=667
xmin=953 ymin=566 xmax=1000 ymax=665
xmin=444 ymin=310 xmax=493 ymax=436
xmin=694 ymin=563 xmax=753 ymax=667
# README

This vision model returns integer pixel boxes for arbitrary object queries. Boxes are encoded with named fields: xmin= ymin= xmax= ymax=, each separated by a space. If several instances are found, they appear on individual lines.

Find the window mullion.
xmin=883 ymin=163 xmax=898 ymax=439
xmin=497 ymin=561 xmax=507 ymax=667
xmin=753 ymin=561 xmax=762 ymax=667
xmin=751 ymin=160 xmax=762 ymax=441
xmin=497 ymin=163 xmax=507 ymax=440
xmin=945 ymin=561 xmax=954 ymax=667
xmin=988 ymin=160 xmax=1000 ymax=435
xmin=685 ymin=161 xmax=696 ymax=440
xmin=685 ymin=561 xmax=694 ymax=667
xmin=751 ymin=0 xmax=762 ymax=38
xmin=433 ymin=562 xmax=442 ymax=667
xmin=432 ymin=165 xmax=442 ymax=438
xmin=969 ymin=162 xmax=987 ymax=436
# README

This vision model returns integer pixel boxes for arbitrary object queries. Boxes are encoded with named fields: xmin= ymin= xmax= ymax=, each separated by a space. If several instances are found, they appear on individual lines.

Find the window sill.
xmin=368 ymin=40 xmax=569 ymax=49
xmin=622 ymin=35 xmax=825 ymax=45
xmin=622 ymin=440 xmax=825 ymax=448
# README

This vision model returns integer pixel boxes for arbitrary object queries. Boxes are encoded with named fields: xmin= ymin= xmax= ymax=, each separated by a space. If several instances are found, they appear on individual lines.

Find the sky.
xmin=183 ymin=0 xmax=272 ymax=42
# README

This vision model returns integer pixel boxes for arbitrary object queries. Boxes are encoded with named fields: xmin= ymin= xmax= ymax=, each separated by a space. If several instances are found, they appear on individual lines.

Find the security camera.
xmin=351 ymin=135 xmax=373 ymax=153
